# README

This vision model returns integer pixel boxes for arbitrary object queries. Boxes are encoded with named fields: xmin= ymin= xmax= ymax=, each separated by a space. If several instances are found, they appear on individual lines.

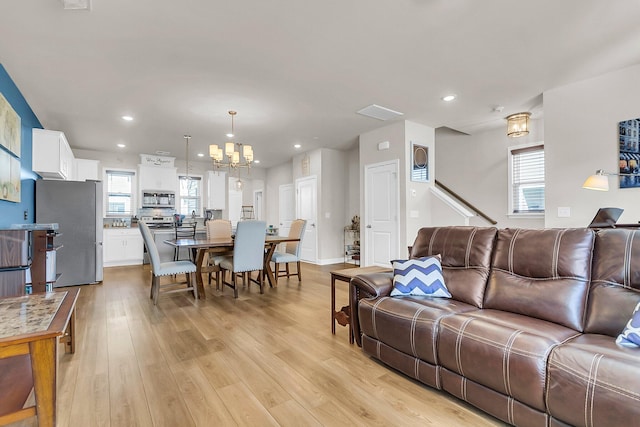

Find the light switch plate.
xmin=557 ymin=207 xmax=571 ymax=218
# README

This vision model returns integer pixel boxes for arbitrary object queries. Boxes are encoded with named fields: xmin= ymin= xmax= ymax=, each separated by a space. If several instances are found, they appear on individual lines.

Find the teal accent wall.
xmin=0 ymin=64 xmax=42 ymax=227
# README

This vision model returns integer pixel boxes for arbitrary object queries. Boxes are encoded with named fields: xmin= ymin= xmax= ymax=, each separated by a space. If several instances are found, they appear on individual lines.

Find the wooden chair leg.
xmin=274 ymin=263 xmax=279 ymax=284
xmin=152 ymin=276 xmax=160 ymax=305
xmin=259 ymin=269 xmax=264 ymax=294
xmin=190 ymin=272 xmax=198 ymax=299
xmin=286 ymin=263 xmax=290 ymax=278
xmin=232 ymin=272 xmax=238 ymax=298
xmin=297 ymin=261 xmax=302 ymax=281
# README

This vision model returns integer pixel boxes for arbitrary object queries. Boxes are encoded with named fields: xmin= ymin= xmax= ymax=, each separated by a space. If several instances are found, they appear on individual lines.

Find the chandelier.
xmin=506 ymin=112 xmax=531 ymax=137
xmin=209 ymin=111 xmax=254 ymax=174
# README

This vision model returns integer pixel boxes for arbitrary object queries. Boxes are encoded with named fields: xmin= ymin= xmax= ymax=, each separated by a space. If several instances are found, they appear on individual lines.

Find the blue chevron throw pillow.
xmin=616 ymin=301 xmax=640 ymax=348
xmin=390 ymin=256 xmax=451 ymax=298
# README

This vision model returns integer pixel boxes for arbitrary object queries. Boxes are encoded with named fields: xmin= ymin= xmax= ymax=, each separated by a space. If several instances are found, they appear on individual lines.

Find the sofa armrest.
xmin=349 ymin=272 xmax=394 ymax=347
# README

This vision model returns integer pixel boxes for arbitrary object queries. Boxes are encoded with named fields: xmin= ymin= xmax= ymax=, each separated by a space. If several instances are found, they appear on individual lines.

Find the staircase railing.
xmin=434 ymin=180 xmax=497 ymax=225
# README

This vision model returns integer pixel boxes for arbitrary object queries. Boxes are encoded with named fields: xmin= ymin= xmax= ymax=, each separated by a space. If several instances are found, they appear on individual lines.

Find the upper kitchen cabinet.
xmin=32 ymin=129 xmax=75 ymax=180
xmin=137 ymin=154 xmax=178 ymax=208
xmin=74 ymin=158 xmax=101 ymax=182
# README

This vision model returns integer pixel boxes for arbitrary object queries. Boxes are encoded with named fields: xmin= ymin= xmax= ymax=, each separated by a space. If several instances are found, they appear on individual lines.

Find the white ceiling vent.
xmin=357 ymin=104 xmax=404 ymax=121
xmin=62 ymin=0 xmax=91 ymax=10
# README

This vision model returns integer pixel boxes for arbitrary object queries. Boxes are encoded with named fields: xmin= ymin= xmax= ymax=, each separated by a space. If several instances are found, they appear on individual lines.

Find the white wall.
xmin=320 ymin=148 xmax=347 ymax=262
xmin=405 ymin=121 xmax=436 ymax=241
xmin=265 ymin=162 xmax=293 ymax=228
xmin=345 ymin=146 xmax=360 ymax=225
xmin=545 ymin=64 xmax=640 ymax=228
xmin=435 ymin=119 xmax=545 ymax=229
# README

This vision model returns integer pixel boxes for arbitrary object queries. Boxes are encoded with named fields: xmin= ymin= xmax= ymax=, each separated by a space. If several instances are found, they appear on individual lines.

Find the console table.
xmin=330 ymin=266 xmax=392 ymax=343
xmin=0 ymin=288 xmax=79 ymax=427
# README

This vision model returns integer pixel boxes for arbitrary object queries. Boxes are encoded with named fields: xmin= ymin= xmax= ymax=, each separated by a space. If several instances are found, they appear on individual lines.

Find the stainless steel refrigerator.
xmin=35 ymin=180 xmax=103 ymax=287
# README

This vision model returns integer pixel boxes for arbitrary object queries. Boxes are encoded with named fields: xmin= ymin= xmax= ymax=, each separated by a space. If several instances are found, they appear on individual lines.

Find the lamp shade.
xmin=225 ymin=142 xmax=235 ymax=156
xmin=507 ymin=112 xmax=531 ymax=138
xmin=231 ymin=151 xmax=240 ymax=165
xmin=582 ymin=174 xmax=609 ymax=191
xmin=209 ymin=144 xmax=218 ymax=158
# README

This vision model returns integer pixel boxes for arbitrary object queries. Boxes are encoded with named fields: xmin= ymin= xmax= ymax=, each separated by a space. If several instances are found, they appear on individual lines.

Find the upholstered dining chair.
xmin=205 ymin=219 xmax=233 ymax=288
xmin=139 ymin=221 xmax=198 ymax=305
xmin=219 ymin=220 xmax=266 ymax=298
xmin=271 ymin=219 xmax=306 ymax=284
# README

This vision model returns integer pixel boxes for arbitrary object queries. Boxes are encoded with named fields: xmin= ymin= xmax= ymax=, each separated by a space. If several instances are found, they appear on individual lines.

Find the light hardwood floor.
xmin=11 ymin=263 xmax=504 ymax=427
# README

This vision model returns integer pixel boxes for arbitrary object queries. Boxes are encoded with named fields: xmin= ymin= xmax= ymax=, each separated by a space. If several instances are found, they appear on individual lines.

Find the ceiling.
xmin=1 ymin=1 xmax=640 ymax=169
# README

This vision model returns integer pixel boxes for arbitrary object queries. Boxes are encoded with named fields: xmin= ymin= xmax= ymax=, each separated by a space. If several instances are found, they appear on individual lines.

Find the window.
xmin=509 ymin=144 xmax=544 ymax=215
xmin=178 ymin=175 xmax=202 ymax=216
xmin=106 ymin=170 xmax=135 ymax=216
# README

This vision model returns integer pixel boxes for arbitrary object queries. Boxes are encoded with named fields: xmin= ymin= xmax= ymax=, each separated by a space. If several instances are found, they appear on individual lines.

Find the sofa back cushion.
xmin=409 ymin=226 xmax=497 ymax=307
xmin=586 ymin=228 xmax=640 ymax=336
xmin=484 ymin=228 xmax=594 ymax=331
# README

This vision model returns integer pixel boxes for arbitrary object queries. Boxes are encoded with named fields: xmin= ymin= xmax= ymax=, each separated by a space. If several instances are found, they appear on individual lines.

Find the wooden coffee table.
xmin=330 ymin=265 xmax=392 ymax=343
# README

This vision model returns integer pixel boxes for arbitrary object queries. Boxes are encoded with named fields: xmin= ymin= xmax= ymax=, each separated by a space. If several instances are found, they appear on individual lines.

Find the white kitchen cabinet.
xmin=32 ymin=129 xmax=75 ymax=180
xmin=74 ymin=158 xmax=101 ymax=181
xmin=206 ymin=170 xmax=226 ymax=209
xmin=103 ymin=228 xmax=144 ymax=267
xmin=138 ymin=165 xmax=177 ymax=194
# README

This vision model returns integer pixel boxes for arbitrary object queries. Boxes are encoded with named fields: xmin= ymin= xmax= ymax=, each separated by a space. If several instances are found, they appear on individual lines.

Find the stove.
xmin=140 ymin=216 xmax=174 ymax=228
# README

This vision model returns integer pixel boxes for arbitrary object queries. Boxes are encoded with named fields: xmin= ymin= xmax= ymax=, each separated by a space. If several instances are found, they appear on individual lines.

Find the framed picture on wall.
xmin=0 ymin=149 xmax=20 ymax=202
xmin=0 ymin=92 xmax=21 ymax=158
xmin=618 ymin=117 xmax=640 ymax=189
xmin=410 ymin=141 xmax=429 ymax=182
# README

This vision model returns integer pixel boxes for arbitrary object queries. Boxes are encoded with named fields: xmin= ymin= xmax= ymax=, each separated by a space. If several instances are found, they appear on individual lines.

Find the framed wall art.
xmin=0 ymin=149 xmax=20 ymax=202
xmin=0 ymin=92 xmax=21 ymax=158
xmin=410 ymin=141 xmax=429 ymax=182
xmin=618 ymin=117 xmax=640 ymax=189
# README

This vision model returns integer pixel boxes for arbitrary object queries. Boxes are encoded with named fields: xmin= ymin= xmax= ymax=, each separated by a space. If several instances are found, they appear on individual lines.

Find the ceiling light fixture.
xmin=122 ymin=115 xmax=133 ymax=121
xmin=62 ymin=0 xmax=91 ymax=10
xmin=294 ymin=144 xmax=301 ymax=149
xmin=209 ymin=111 xmax=253 ymax=179
xmin=197 ymin=153 xmax=204 ymax=157
xmin=442 ymin=95 xmax=456 ymax=102
xmin=117 ymin=143 xmax=126 ymax=148
xmin=506 ymin=112 xmax=531 ymax=137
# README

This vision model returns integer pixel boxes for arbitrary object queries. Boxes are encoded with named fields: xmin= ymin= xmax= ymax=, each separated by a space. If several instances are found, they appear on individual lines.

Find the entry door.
xmin=279 ymin=183 xmax=295 ymax=237
xmin=364 ymin=160 xmax=400 ymax=266
xmin=296 ymin=176 xmax=318 ymax=263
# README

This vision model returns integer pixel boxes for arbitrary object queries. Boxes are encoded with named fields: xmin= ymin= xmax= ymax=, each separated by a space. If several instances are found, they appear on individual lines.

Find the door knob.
xmin=366 ymin=225 xmax=372 ymax=228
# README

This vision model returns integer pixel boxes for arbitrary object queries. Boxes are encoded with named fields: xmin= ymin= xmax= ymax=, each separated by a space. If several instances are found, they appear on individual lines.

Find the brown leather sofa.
xmin=350 ymin=226 xmax=640 ymax=427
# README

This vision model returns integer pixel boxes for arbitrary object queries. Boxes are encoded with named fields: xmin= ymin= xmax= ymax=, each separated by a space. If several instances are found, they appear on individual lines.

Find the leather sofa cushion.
xmin=484 ymin=228 xmax=594 ymax=330
xmin=409 ymin=227 xmax=497 ymax=307
xmin=438 ymin=309 xmax=579 ymax=412
xmin=547 ymin=334 xmax=640 ymax=427
xmin=587 ymin=228 xmax=640 ymax=335
xmin=358 ymin=296 xmax=477 ymax=365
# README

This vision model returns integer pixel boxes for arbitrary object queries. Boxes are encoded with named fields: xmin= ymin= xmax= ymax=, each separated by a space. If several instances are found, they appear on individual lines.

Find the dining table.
xmin=163 ymin=235 xmax=301 ymax=299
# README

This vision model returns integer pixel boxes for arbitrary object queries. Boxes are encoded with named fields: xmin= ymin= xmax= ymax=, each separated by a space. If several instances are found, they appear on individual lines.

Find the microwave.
xmin=141 ymin=190 xmax=175 ymax=208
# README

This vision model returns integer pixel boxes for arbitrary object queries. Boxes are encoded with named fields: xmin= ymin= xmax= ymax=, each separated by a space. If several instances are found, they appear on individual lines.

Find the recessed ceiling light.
xmin=226 ymin=133 xmax=234 ymax=138
xmin=197 ymin=153 xmax=204 ymax=157
xmin=117 ymin=143 xmax=126 ymax=148
xmin=294 ymin=144 xmax=301 ymax=149
xmin=442 ymin=95 xmax=456 ymax=102
xmin=122 ymin=115 xmax=133 ymax=121
xmin=254 ymin=160 xmax=260 ymax=164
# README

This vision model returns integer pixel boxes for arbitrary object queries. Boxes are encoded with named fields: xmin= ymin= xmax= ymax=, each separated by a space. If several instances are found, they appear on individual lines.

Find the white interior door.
xmin=364 ymin=160 xmax=399 ymax=266
xmin=296 ymin=176 xmax=318 ymax=263
xmin=279 ymin=183 xmax=295 ymax=237
xmin=253 ymin=190 xmax=263 ymax=220
xmin=228 ymin=179 xmax=242 ymax=227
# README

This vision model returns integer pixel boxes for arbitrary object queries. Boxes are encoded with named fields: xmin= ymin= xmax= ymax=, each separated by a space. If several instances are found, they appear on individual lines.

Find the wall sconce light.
xmin=582 ymin=169 xmax=640 ymax=191
xmin=506 ymin=112 xmax=531 ymax=138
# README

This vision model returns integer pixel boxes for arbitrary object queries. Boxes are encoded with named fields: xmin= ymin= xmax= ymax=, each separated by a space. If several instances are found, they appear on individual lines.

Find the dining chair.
xmin=173 ymin=222 xmax=197 ymax=261
xmin=205 ymin=219 xmax=233 ymax=289
xmin=219 ymin=220 xmax=266 ymax=298
xmin=139 ymin=221 xmax=198 ymax=305
xmin=271 ymin=219 xmax=306 ymax=284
